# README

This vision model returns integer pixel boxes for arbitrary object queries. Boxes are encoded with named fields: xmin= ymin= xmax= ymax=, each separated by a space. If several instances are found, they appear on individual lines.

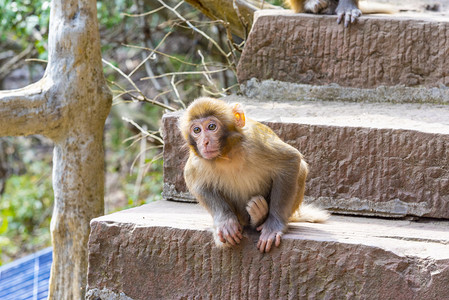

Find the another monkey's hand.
xmin=256 ymin=220 xmax=284 ymax=253
xmin=215 ymin=217 xmax=243 ymax=246
xmin=336 ymin=2 xmax=361 ymax=27
xmin=304 ymin=0 xmax=329 ymax=14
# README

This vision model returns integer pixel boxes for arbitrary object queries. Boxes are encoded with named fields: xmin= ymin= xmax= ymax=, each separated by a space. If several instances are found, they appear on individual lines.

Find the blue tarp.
xmin=0 ymin=247 xmax=52 ymax=300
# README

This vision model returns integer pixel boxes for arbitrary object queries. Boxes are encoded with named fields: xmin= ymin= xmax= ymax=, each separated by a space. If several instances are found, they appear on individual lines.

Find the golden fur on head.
xmin=179 ymin=97 xmax=237 ymax=140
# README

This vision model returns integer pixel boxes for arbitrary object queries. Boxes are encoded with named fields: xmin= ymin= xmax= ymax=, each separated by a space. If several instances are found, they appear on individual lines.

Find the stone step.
xmin=237 ymin=10 xmax=449 ymax=104
xmin=162 ymin=96 xmax=449 ymax=219
xmin=86 ymin=200 xmax=449 ymax=299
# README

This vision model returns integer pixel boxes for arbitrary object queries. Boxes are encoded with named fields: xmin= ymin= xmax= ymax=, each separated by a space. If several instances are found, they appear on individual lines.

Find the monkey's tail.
xmin=290 ymin=204 xmax=330 ymax=223
xmin=359 ymin=1 xmax=399 ymax=14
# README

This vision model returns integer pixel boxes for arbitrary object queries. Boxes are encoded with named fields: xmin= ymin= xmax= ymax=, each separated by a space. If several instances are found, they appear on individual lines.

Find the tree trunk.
xmin=183 ymin=0 xmax=281 ymax=38
xmin=0 ymin=0 xmax=111 ymax=298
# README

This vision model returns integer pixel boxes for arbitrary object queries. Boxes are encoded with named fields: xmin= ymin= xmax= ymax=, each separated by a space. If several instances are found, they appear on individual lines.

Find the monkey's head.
xmin=180 ymin=97 xmax=245 ymax=160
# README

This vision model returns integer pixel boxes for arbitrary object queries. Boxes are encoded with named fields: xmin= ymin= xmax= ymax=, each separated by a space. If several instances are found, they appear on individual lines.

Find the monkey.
xmin=286 ymin=0 xmax=396 ymax=27
xmin=180 ymin=97 xmax=329 ymax=253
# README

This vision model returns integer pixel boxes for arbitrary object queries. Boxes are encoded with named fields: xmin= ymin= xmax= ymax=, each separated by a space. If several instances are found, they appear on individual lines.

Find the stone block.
xmin=87 ymin=201 xmax=449 ymax=300
xmin=162 ymin=97 xmax=449 ymax=219
xmin=237 ymin=11 xmax=449 ymax=103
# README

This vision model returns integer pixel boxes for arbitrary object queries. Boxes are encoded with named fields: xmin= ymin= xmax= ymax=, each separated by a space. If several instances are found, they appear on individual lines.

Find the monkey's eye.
xmin=193 ymin=127 xmax=201 ymax=134
xmin=208 ymin=123 xmax=217 ymax=131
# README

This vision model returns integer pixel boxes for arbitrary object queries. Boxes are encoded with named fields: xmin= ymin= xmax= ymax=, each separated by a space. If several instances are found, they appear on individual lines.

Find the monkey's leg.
xmin=257 ymin=178 xmax=300 ymax=252
xmin=246 ymin=195 xmax=269 ymax=227
xmin=304 ymin=0 xmax=329 ymax=13
xmin=336 ymin=0 xmax=361 ymax=27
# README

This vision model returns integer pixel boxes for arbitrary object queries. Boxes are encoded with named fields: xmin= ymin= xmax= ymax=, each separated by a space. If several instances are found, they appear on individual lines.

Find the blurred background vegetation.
xmin=0 ymin=0 xmax=291 ymax=265
xmin=0 ymin=0 xmax=285 ymax=265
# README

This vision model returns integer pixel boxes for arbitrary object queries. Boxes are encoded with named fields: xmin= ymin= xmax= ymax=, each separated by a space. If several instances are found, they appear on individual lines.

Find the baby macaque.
xmin=180 ymin=97 xmax=328 ymax=253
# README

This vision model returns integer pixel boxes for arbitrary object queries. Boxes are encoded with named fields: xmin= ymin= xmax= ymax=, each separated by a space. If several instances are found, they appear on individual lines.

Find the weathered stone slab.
xmin=240 ymin=78 xmax=449 ymax=104
xmin=237 ymin=10 xmax=449 ymax=102
xmin=87 ymin=200 xmax=449 ymax=300
xmin=162 ymin=97 xmax=449 ymax=219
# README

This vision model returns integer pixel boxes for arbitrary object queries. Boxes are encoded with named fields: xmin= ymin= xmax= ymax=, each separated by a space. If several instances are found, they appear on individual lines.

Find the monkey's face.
xmin=189 ymin=116 xmax=225 ymax=160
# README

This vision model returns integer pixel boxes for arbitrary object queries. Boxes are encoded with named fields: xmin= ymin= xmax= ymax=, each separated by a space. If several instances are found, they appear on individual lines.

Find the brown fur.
xmin=181 ymin=97 xmax=328 ymax=253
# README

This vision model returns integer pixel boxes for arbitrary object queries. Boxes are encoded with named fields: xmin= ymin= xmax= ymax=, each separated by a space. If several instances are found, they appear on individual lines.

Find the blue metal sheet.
xmin=0 ymin=247 xmax=52 ymax=300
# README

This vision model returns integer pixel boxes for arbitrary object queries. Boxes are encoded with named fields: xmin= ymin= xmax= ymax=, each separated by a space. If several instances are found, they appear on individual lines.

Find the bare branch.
xmin=141 ymin=68 xmax=228 ymax=80
xmin=170 ymin=75 xmax=183 ymax=106
xmin=103 ymin=58 xmax=176 ymax=111
xmin=128 ymin=31 xmax=172 ymax=77
xmin=122 ymin=6 xmax=165 ymax=18
xmin=122 ymin=117 xmax=165 ymax=145
xmin=0 ymin=45 xmax=37 ymax=81
xmin=0 ymin=79 xmax=60 ymax=138
xmin=124 ymin=44 xmax=218 ymax=68
xmin=157 ymin=0 xmax=231 ymax=65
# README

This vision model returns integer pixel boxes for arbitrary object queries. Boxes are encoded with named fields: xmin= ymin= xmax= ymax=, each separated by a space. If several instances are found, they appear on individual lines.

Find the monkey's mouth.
xmin=201 ymin=150 xmax=220 ymax=159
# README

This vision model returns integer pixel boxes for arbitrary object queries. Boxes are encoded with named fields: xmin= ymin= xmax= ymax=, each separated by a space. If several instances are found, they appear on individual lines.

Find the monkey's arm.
xmin=191 ymin=186 xmax=243 ymax=246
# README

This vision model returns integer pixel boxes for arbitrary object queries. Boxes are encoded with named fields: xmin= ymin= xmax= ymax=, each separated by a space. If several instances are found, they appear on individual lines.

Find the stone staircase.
xmin=87 ymin=10 xmax=449 ymax=300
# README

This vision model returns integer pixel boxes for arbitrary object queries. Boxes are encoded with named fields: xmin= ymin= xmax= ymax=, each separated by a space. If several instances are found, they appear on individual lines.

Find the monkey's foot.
xmin=336 ymin=5 xmax=361 ymax=27
xmin=215 ymin=218 xmax=243 ymax=246
xmin=304 ymin=0 xmax=329 ymax=13
xmin=256 ymin=226 xmax=283 ymax=253
xmin=246 ymin=195 xmax=269 ymax=227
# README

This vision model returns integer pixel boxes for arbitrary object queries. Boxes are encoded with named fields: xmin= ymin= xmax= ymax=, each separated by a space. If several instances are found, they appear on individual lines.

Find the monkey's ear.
xmin=232 ymin=103 xmax=245 ymax=128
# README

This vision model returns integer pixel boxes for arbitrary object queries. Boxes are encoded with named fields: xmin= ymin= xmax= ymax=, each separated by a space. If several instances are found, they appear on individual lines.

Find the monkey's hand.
xmin=256 ymin=219 xmax=284 ymax=253
xmin=304 ymin=0 xmax=329 ymax=13
xmin=215 ymin=217 xmax=243 ymax=246
xmin=336 ymin=2 xmax=361 ymax=27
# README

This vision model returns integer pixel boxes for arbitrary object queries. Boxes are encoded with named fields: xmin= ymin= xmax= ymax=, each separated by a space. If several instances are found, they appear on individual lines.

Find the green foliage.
xmin=0 ymin=160 xmax=53 ymax=265
xmin=105 ymin=105 xmax=164 ymax=211
xmin=0 ymin=0 xmax=249 ymax=265
xmin=0 ymin=0 xmax=50 ymax=58
xmin=267 ymin=0 xmax=286 ymax=7
xmin=124 ymin=157 xmax=163 ymax=208
xmin=97 ymin=0 xmax=135 ymax=29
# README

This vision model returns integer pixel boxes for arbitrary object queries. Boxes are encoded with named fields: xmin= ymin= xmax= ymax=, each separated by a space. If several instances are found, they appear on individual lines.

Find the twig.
xmin=122 ymin=6 xmax=165 ymax=18
xmin=141 ymin=68 xmax=228 ymax=80
xmin=170 ymin=75 xmax=186 ymax=109
xmin=24 ymin=58 xmax=48 ymax=64
xmin=0 ymin=45 xmax=35 ymax=78
xmin=233 ymin=0 xmax=249 ymax=40
xmin=197 ymin=50 xmax=215 ymax=86
xmin=128 ymin=31 xmax=172 ymax=77
xmin=124 ymin=43 xmax=220 ymax=68
xmin=142 ymin=151 xmax=164 ymax=175
xmin=132 ymin=125 xmax=148 ymax=203
xmin=201 ymin=82 xmax=238 ymax=96
xmin=157 ymin=0 xmax=231 ymax=65
xmin=103 ymin=58 xmax=176 ymax=111
xmin=130 ymin=144 xmax=163 ymax=173
xmin=122 ymin=117 xmax=165 ymax=145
